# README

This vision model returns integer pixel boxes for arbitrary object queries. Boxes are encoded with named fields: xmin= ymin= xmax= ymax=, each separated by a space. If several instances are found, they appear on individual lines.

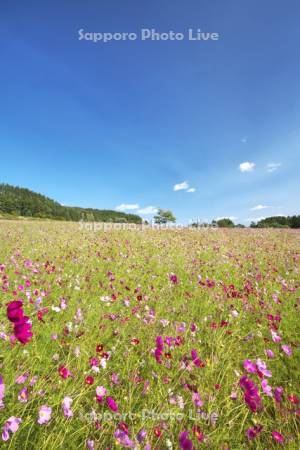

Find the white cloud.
xmin=216 ymin=216 xmax=237 ymax=221
xmin=115 ymin=203 xmax=139 ymax=211
xmin=245 ymin=216 xmax=265 ymax=222
xmin=251 ymin=205 xmax=271 ymax=211
xmin=173 ymin=181 xmax=189 ymax=191
xmin=137 ymin=206 xmax=158 ymax=215
xmin=267 ymin=162 xmax=281 ymax=173
xmin=239 ymin=161 xmax=255 ymax=172
xmin=187 ymin=188 xmax=196 ymax=193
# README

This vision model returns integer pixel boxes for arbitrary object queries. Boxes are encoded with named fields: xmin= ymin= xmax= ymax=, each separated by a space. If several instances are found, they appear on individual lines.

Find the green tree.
xmin=154 ymin=209 xmax=176 ymax=224
xmin=216 ymin=218 xmax=235 ymax=228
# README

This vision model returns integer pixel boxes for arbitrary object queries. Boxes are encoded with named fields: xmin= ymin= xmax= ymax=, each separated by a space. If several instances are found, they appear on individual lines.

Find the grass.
xmin=0 ymin=221 xmax=299 ymax=449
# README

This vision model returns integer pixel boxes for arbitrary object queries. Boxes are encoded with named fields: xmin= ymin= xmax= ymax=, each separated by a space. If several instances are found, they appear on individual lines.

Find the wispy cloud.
xmin=173 ymin=181 xmax=189 ymax=191
xmin=251 ymin=205 xmax=271 ymax=211
xmin=216 ymin=216 xmax=237 ymax=221
xmin=267 ymin=162 xmax=281 ymax=173
xmin=137 ymin=206 xmax=158 ymax=215
xmin=245 ymin=216 xmax=265 ymax=222
xmin=173 ymin=181 xmax=196 ymax=192
xmin=239 ymin=161 xmax=255 ymax=172
xmin=115 ymin=203 xmax=139 ymax=211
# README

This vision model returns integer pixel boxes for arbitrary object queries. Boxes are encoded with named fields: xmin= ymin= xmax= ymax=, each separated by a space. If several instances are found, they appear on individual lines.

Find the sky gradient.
xmin=1 ymin=0 xmax=299 ymax=224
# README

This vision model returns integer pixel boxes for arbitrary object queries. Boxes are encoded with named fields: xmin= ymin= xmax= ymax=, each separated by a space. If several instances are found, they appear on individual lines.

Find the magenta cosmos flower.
xmin=272 ymin=431 xmax=284 ymax=442
xmin=14 ymin=317 xmax=33 ymax=344
xmin=243 ymin=359 xmax=257 ymax=373
xmin=169 ymin=273 xmax=178 ymax=284
xmin=179 ymin=431 xmax=194 ymax=450
xmin=7 ymin=301 xmax=33 ymax=345
xmin=239 ymin=376 xmax=262 ymax=412
xmin=58 ymin=366 xmax=72 ymax=379
xmin=246 ymin=425 xmax=263 ymax=440
xmin=106 ymin=396 xmax=118 ymax=412
xmin=191 ymin=349 xmax=202 ymax=368
xmin=7 ymin=301 xmax=24 ymax=322
xmin=274 ymin=386 xmax=284 ymax=403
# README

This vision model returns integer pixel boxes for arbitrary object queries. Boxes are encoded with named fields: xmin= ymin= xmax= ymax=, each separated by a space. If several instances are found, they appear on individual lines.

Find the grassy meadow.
xmin=0 ymin=221 xmax=299 ymax=449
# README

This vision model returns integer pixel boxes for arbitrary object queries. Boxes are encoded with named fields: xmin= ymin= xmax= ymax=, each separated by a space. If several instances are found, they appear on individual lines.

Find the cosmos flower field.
xmin=0 ymin=221 xmax=299 ymax=449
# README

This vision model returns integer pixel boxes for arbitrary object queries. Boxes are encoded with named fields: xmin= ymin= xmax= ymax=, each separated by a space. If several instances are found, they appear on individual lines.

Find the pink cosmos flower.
xmin=0 ymin=332 xmax=7 ymax=341
xmin=60 ymin=298 xmax=68 ymax=310
xmin=281 ymin=345 xmax=292 ymax=356
xmin=62 ymin=396 xmax=73 ymax=418
xmin=261 ymin=380 xmax=272 ymax=397
xmin=111 ymin=373 xmax=119 ymax=385
xmin=272 ymin=293 xmax=281 ymax=304
xmin=114 ymin=429 xmax=136 ymax=448
xmin=271 ymin=330 xmax=281 ymax=343
xmin=256 ymin=359 xmax=272 ymax=377
xmin=192 ymin=391 xmax=203 ymax=407
xmin=87 ymin=439 xmax=95 ymax=450
xmin=30 ymin=376 xmax=38 ymax=386
xmin=38 ymin=405 xmax=52 ymax=424
xmin=15 ymin=373 xmax=29 ymax=384
xmin=230 ymin=390 xmax=238 ymax=400
xmin=2 ymin=417 xmax=22 ymax=441
xmin=265 ymin=349 xmax=275 ymax=359
xmin=18 ymin=387 xmax=28 ymax=402
xmin=176 ymin=322 xmax=186 ymax=333
xmin=272 ymin=431 xmax=284 ymax=442
xmin=96 ymin=386 xmax=107 ymax=403
xmin=137 ymin=428 xmax=147 ymax=442
xmin=106 ymin=396 xmax=118 ymax=412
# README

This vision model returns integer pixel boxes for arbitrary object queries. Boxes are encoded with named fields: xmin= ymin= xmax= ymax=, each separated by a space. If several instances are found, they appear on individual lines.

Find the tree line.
xmin=0 ymin=183 xmax=142 ymax=223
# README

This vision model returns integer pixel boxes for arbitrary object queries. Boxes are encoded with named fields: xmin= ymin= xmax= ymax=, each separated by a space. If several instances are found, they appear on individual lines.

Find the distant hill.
xmin=0 ymin=183 xmax=142 ymax=223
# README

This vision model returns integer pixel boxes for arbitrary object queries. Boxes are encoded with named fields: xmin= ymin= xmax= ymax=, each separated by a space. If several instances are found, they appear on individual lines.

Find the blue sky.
xmin=1 ymin=0 xmax=299 ymax=224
